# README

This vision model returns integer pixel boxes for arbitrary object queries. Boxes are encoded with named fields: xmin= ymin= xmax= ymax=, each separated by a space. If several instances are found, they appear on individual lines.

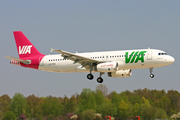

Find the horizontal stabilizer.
xmin=5 ymin=56 xmax=31 ymax=64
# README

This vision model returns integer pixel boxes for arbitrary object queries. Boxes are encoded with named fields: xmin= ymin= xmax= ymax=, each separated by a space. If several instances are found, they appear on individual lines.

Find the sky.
xmin=0 ymin=0 xmax=179 ymax=98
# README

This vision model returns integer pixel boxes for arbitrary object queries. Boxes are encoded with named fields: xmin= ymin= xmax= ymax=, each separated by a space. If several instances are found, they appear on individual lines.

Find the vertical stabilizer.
xmin=13 ymin=31 xmax=44 ymax=58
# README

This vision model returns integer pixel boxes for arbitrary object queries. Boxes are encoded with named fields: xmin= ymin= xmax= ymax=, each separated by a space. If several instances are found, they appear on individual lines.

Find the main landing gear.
xmin=149 ymin=67 xmax=154 ymax=78
xmin=87 ymin=72 xmax=104 ymax=83
xmin=87 ymin=74 xmax=94 ymax=80
xmin=97 ymin=72 xmax=104 ymax=83
xmin=87 ymin=66 xmax=94 ymax=80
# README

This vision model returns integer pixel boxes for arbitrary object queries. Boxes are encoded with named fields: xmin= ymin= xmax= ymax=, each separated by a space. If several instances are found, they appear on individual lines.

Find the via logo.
xmin=125 ymin=51 xmax=147 ymax=63
xmin=19 ymin=45 xmax=32 ymax=54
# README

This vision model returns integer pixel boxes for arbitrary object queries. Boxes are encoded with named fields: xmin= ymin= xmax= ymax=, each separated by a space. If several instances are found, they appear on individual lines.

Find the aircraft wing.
xmin=50 ymin=48 xmax=101 ymax=69
xmin=5 ymin=56 xmax=31 ymax=64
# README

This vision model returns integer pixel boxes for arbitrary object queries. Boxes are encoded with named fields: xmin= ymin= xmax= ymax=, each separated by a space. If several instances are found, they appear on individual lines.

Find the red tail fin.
xmin=13 ymin=31 xmax=44 ymax=58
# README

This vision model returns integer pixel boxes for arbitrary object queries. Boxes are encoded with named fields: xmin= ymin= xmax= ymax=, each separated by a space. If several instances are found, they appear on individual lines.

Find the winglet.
xmin=50 ymin=48 xmax=63 ymax=54
xmin=50 ymin=48 xmax=54 ymax=52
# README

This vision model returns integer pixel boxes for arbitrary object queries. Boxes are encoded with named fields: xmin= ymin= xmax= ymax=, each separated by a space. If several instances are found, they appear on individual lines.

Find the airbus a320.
xmin=6 ymin=31 xmax=175 ymax=83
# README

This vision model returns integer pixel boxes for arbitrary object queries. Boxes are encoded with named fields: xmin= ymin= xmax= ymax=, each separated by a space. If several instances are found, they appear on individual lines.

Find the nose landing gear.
xmin=149 ymin=67 xmax=154 ymax=78
xmin=150 ymin=74 xmax=154 ymax=78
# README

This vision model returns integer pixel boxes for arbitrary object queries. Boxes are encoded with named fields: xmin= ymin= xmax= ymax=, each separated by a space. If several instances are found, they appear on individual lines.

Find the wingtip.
xmin=50 ymin=48 xmax=54 ymax=52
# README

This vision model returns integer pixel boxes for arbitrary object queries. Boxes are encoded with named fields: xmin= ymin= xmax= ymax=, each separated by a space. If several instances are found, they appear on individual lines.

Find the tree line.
xmin=0 ymin=84 xmax=180 ymax=120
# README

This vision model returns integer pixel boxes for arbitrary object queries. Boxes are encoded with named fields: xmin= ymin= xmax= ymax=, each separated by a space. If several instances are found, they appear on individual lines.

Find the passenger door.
xmin=147 ymin=50 xmax=152 ymax=60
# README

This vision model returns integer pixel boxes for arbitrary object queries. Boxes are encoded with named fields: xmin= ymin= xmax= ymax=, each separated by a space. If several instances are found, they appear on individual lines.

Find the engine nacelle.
xmin=96 ymin=62 xmax=118 ymax=72
xmin=108 ymin=69 xmax=132 ymax=78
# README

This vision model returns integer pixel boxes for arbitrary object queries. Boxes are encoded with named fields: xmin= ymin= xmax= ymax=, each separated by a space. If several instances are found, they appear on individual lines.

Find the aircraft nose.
xmin=168 ymin=56 xmax=175 ymax=64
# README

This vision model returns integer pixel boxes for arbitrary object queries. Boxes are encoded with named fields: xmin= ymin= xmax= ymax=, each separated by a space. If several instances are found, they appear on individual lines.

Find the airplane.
xmin=5 ymin=31 xmax=175 ymax=83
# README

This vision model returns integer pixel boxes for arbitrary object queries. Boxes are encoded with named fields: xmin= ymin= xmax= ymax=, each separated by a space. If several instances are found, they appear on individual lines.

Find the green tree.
xmin=82 ymin=109 xmax=95 ymax=120
xmin=69 ymin=95 xmax=78 ymax=113
xmin=133 ymin=103 xmax=140 ymax=116
xmin=128 ymin=95 xmax=142 ymax=105
xmin=94 ymin=90 xmax=105 ymax=106
xmin=42 ymin=96 xmax=63 ymax=117
xmin=142 ymin=97 xmax=150 ymax=106
xmin=0 ymin=94 xmax=11 ymax=113
xmin=104 ymin=97 xmax=111 ymax=103
xmin=111 ymin=91 xmax=121 ymax=107
xmin=96 ymin=102 xmax=117 ymax=117
xmin=118 ymin=100 xmax=129 ymax=119
xmin=154 ymin=108 xmax=167 ymax=119
xmin=0 ymin=94 xmax=11 ymax=119
xmin=160 ymin=96 xmax=171 ymax=115
xmin=62 ymin=95 xmax=71 ymax=114
xmin=2 ymin=111 xmax=16 ymax=120
xmin=25 ymin=94 xmax=44 ymax=118
xmin=79 ymin=89 xmax=96 ymax=113
xmin=10 ymin=93 xmax=27 ymax=117
xmin=140 ymin=104 xmax=155 ymax=119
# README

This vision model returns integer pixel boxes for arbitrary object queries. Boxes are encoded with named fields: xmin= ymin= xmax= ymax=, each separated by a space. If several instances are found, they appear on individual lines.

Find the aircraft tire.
xmin=150 ymin=74 xmax=154 ymax=78
xmin=97 ymin=77 xmax=103 ymax=83
xmin=87 ymin=74 xmax=94 ymax=80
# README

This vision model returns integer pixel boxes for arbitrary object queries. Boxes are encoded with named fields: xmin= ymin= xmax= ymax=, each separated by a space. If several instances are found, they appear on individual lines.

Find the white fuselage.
xmin=38 ymin=49 xmax=174 ymax=73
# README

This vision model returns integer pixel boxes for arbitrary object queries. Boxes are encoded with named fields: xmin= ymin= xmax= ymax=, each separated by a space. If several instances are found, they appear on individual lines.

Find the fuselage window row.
xmin=48 ymin=54 xmax=146 ymax=62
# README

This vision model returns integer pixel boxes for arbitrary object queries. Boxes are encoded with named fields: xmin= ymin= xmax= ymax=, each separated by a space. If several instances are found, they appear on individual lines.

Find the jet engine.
xmin=108 ymin=69 xmax=132 ymax=78
xmin=96 ymin=62 xmax=118 ymax=72
xmin=96 ymin=61 xmax=125 ymax=72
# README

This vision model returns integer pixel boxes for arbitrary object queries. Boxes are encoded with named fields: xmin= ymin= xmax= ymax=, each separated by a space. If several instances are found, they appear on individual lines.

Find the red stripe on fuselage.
xmin=20 ymin=55 xmax=45 ymax=69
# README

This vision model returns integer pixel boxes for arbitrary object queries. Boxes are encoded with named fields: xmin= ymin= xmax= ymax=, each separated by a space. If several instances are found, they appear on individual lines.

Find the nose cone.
xmin=167 ymin=56 xmax=175 ymax=64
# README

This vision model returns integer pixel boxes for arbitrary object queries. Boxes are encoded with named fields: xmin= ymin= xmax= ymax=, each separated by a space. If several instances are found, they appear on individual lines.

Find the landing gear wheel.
xmin=97 ymin=77 xmax=103 ymax=83
xmin=87 ymin=74 xmax=94 ymax=80
xmin=150 ymin=74 xmax=154 ymax=78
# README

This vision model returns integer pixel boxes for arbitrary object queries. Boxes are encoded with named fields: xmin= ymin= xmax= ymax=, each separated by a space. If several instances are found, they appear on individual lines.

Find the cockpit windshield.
xmin=158 ymin=53 xmax=167 ymax=55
